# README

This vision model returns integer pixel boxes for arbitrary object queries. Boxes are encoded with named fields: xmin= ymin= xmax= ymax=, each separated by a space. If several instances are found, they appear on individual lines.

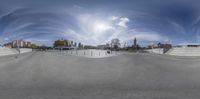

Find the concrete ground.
xmin=0 ymin=51 xmax=200 ymax=99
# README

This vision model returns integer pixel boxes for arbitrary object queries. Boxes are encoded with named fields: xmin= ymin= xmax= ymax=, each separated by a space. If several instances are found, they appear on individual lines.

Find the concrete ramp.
xmin=0 ymin=47 xmax=16 ymax=56
xmin=167 ymin=47 xmax=200 ymax=56
xmin=0 ymin=47 xmax=32 ymax=57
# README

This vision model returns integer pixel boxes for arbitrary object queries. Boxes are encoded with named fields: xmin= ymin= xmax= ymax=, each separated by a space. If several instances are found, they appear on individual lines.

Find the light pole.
xmin=17 ymin=40 xmax=20 ymax=55
xmin=110 ymin=42 xmax=112 ymax=54
xmin=15 ymin=39 xmax=20 ymax=58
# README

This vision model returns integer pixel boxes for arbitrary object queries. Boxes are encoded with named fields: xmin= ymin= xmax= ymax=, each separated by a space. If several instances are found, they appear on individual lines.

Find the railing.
xmin=58 ymin=49 xmax=118 ymax=58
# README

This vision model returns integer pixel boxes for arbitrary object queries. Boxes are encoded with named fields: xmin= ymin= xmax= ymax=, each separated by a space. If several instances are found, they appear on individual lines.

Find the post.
xmin=17 ymin=40 xmax=20 ymax=55
xmin=110 ymin=43 xmax=112 ymax=54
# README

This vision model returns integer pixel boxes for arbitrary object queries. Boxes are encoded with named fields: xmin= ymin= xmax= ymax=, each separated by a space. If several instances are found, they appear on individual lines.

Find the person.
xmin=107 ymin=50 xmax=110 ymax=54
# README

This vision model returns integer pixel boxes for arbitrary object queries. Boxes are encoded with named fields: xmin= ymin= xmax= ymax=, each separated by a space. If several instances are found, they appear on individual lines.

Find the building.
xmin=97 ymin=43 xmax=110 ymax=49
xmin=53 ymin=39 xmax=77 ymax=50
xmin=4 ymin=39 xmax=32 ymax=48
xmin=4 ymin=43 xmax=12 ymax=48
xmin=27 ymin=42 xmax=32 ymax=47
xmin=147 ymin=43 xmax=172 ymax=49
xmin=78 ymin=42 xmax=84 ymax=49
xmin=54 ymin=39 xmax=66 ymax=47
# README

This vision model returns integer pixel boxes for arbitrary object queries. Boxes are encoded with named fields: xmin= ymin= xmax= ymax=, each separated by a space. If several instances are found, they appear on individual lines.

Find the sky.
xmin=0 ymin=0 xmax=200 ymax=46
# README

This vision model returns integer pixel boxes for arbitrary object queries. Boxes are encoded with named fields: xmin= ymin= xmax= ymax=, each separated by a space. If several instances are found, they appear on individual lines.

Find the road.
xmin=0 ymin=51 xmax=200 ymax=99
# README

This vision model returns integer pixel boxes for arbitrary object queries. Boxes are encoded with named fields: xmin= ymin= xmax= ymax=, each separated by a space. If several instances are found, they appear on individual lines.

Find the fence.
xmin=63 ymin=49 xmax=118 ymax=58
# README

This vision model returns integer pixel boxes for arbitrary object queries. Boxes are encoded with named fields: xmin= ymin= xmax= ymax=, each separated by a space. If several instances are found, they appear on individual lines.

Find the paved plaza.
xmin=0 ymin=51 xmax=200 ymax=99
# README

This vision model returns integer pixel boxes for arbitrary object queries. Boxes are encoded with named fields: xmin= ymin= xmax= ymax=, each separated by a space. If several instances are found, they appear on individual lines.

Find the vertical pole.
xmin=17 ymin=40 xmax=20 ymax=55
xmin=110 ymin=43 xmax=112 ymax=54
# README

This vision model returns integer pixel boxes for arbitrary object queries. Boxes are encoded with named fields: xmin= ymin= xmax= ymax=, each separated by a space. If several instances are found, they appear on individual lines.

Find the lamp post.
xmin=15 ymin=39 xmax=20 ymax=58
xmin=110 ymin=42 xmax=112 ymax=54
xmin=17 ymin=39 xmax=20 ymax=55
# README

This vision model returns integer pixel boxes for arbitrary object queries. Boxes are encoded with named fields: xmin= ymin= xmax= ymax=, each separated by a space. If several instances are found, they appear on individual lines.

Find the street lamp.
xmin=17 ymin=39 xmax=20 ymax=55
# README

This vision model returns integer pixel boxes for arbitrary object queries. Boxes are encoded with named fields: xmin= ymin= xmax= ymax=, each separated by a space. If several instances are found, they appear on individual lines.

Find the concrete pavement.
xmin=0 ymin=51 xmax=200 ymax=99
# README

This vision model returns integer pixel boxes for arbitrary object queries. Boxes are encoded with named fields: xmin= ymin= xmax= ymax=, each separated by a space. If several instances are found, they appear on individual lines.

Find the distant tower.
xmin=134 ymin=37 xmax=137 ymax=49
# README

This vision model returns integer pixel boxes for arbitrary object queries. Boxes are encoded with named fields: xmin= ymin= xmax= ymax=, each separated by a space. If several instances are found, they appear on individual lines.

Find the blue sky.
xmin=0 ymin=0 xmax=200 ymax=46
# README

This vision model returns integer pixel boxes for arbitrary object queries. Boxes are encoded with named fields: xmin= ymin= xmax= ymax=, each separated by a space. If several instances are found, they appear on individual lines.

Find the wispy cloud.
xmin=0 ymin=0 xmax=200 ymax=46
xmin=167 ymin=19 xmax=186 ymax=34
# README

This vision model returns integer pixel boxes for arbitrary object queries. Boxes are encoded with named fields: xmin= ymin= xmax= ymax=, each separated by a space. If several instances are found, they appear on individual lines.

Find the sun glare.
xmin=93 ymin=21 xmax=111 ymax=33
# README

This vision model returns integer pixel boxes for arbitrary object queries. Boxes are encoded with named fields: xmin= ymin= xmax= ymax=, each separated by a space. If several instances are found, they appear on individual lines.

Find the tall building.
xmin=12 ymin=39 xmax=25 ymax=48
xmin=78 ymin=42 xmax=83 ymax=48
xmin=133 ymin=37 xmax=138 ymax=50
xmin=134 ymin=38 xmax=137 ymax=48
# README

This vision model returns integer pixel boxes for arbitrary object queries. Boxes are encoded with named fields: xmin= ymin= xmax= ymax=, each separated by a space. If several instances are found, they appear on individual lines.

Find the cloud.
xmin=118 ymin=17 xmax=130 ymax=28
xmin=110 ymin=16 xmax=119 ymax=20
xmin=25 ymin=38 xmax=50 ymax=46
xmin=0 ymin=0 xmax=200 ymax=46
xmin=168 ymin=19 xmax=186 ymax=34
xmin=192 ymin=16 xmax=200 ymax=25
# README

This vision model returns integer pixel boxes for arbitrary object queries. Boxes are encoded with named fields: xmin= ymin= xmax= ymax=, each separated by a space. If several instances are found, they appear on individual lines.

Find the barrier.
xmin=64 ymin=49 xmax=119 ymax=58
xmin=0 ymin=47 xmax=32 ymax=57
xmin=167 ymin=47 xmax=200 ymax=56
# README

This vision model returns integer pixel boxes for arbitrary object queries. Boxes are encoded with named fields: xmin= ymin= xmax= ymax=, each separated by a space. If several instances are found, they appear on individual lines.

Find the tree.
xmin=111 ymin=38 xmax=120 ymax=50
xmin=31 ymin=44 xmax=39 ymax=49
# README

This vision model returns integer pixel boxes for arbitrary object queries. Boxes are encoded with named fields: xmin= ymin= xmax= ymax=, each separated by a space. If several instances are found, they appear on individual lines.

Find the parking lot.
xmin=0 ymin=51 xmax=200 ymax=99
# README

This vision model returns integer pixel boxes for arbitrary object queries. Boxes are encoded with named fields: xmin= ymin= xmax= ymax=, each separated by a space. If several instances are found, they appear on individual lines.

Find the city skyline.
xmin=0 ymin=0 xmax=200 ymax=46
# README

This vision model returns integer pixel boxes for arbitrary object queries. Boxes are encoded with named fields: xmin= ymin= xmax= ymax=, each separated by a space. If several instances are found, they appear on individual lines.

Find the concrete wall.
xmin=167 ymin=47 xmax=200 ymax=56
xmin=0 ymin=47 xmax=32 ymax=57
xmin=145 ymin=48 xmax=164 ymax=54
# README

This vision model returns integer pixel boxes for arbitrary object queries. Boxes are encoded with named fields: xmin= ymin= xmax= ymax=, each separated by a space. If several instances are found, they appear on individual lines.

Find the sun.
xmin=93 ymin=21 xmax=112 ymax=33
xmin=96 ymin=23 xmax=106 ymax=31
